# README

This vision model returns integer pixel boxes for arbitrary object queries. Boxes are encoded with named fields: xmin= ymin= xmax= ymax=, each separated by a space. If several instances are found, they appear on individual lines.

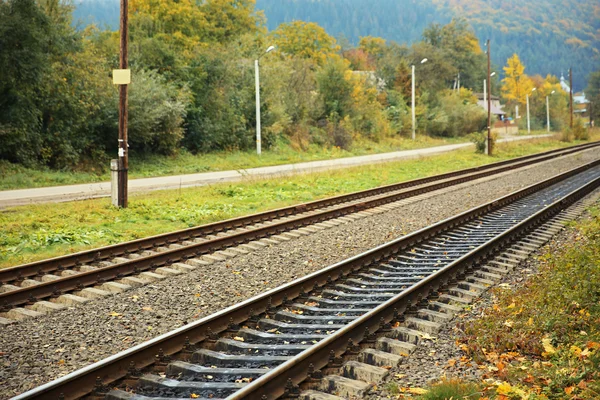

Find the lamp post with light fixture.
xmin=486 ymin=40 xmax=493 ymax=155
xmin=255 ymin=45 xmax=275 ymax=155
xmin=411 ymin=58 xmax=428 ymax=140
xmin=526 ymin=87 xmax=536 ymax=134
xmin=546 ymin=90 xmax=555 ymax=132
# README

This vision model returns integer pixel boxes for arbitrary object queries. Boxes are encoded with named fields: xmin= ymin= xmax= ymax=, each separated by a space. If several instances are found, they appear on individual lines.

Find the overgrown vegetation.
xmin=453 ymin=207 xmax=600 ymax=399
xmin=4 ymin=0 xmax=592 ymax=176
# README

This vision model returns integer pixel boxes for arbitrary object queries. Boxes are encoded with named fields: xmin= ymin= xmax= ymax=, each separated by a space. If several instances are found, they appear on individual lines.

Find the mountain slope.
xmin=255 ymin=0 xmax=599 ymax=90
xmin=73 ymin=0 xmax=599 ymax=90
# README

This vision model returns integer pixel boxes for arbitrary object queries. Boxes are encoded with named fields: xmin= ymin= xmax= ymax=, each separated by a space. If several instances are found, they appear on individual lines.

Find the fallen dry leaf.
xmin=407 ymin=387 xmax=428 ymax=395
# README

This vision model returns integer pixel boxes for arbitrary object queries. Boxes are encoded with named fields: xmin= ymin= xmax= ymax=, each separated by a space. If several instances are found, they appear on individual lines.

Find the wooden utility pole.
xmin=569 ymin=67 xmax=573 ymax=129
xmin=118 ymin=0 xmax=129 ymax=208
xmin=487 ymin=39 xmax=492 ymax=156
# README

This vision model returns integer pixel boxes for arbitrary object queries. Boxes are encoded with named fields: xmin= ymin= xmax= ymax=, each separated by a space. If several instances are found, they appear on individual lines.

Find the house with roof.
xmin=475 ymin=93 xmax=517 ymax=135
xmin=560 ymin=73 xmax=589 ymax=117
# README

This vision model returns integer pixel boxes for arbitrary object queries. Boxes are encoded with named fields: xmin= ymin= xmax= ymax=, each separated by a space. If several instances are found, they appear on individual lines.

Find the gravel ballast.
xmin=0 ymin=149 xmax=598 ymax=399
xmin=367 ymin=197 xmax=592 ymax=399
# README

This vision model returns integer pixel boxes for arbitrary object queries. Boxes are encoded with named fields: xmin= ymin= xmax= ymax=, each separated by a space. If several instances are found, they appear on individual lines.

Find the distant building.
xmin=474 ymin=93 xmax=516 ymax=135
xmin=475 ymin=93 xmax=507 ymax=119
xmin=351 ymin=71 xmax=386 ymax=92
xmin=560 ymin=73 xmax=589 ymax=116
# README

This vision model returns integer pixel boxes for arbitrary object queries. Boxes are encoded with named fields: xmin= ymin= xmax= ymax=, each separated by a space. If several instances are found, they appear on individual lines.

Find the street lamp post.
xmin=484 ymin=70 xmax=495 ymax=155
xmin=411 ymin=58 xmax=428 ymax=140
xmin=486 ymin=39 xmax=492 ymax=155
xmin=255 ymin=45 xmax=275 ymax=155
xmin=546 ymin=90 xmax=555 ymax=133
xmin=526 ymin=87 xmax=536 ymax=135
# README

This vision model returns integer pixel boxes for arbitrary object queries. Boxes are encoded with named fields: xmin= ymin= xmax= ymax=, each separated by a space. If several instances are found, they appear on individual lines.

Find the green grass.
xmin=0 ymin=135 xmax=596 ymax=269
xmin=455 ymin=206 xmax=600 ymax=399
xmin=0 ymin=135 xmax=467 ymax=191
xmin=417 ymin=379 xmax=483 ymax=399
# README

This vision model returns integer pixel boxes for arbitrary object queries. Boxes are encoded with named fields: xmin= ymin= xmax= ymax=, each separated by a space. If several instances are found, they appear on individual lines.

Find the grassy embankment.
xmin=0 ymin=135 xmax=469 ymax=191
xmin=0 ymin=133 xmax=596 ymax=269
xmin=413 ymin=206 xmax=600 ymax=400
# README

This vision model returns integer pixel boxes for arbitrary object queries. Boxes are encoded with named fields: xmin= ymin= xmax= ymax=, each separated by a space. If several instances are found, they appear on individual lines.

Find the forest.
xmin=0 ymin=0 xmax=596 ymax=172
xmin=73 ymin=0 xmax=600 ymax=90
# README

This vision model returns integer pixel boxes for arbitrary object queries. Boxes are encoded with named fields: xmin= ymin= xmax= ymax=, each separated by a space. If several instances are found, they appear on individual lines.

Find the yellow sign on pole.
xmin=113 ymin=69 xmax=131 ymax=85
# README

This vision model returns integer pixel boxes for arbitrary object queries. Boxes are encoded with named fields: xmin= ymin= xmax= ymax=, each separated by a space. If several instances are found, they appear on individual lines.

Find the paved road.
xmin=0 ymin=135 xmax=552 ymax=208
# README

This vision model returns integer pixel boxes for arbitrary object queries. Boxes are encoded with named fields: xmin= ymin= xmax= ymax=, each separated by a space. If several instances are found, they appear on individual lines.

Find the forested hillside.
xmin=2 ymin=0 xmax=594 ymax=172
xmin=255 ymin=0 xmax=599 ymax=90
xmin=73 ymin=0 xmax=599 ymax=90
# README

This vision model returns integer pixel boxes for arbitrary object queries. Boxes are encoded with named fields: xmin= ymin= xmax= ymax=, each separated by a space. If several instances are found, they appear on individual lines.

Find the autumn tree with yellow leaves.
xmin=501 ymin=54 xmax=535 ymax=107
xmin=271 ymin=21 xmax=340 ymax=66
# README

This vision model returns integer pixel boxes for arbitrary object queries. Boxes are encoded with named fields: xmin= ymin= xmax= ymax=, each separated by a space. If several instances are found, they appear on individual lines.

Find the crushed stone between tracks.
xmin=0 ymin=149 xmax=598 ymax=398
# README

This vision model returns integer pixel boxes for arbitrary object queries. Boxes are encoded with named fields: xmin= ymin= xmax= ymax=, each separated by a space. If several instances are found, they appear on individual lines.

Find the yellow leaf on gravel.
xmin=190 ymin=394 xmax=200 ymax=399
xmin=109 ymin=311 xmax=121 ymax=317
xmin=407 ymin=387 xmax=428 ymax=395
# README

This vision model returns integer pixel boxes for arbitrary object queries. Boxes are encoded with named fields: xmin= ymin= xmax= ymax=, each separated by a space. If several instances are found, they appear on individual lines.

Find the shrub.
xmin=572 ymin=118 xmax=589 ymax=140
xmin=470 ymin=130 xmax=497 ymax=154
xmin=428 ymin=91 xmax=487 ymax=137
xmin=560 ymin=127 xmax=573 ymax=142
xmin=327 ymin=118 xmax=353 ymax=150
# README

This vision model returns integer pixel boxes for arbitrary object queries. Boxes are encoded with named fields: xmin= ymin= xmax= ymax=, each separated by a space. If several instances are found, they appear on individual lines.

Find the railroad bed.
xmin=1 ymin=142 xmax=599 ymax=325
xmin=11 ymin=157 xmax=600 ymax=399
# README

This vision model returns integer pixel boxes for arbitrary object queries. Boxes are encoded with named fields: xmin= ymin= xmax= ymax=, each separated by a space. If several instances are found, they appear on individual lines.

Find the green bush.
xmin=470 ymin=130 xmax=497 ymax=154
xmin=572 ymin=118 xmax=589 ymax=140
xmin=428 ymin=91 xmax=487 ymax=137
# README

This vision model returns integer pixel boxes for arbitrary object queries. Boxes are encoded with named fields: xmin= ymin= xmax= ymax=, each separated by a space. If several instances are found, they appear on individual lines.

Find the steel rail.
xmin=1 ymin=141 xmax=598 ymax=286
xmin=1 ymin=144 xmax=599 ymax=309
xmin=13 ymin=159 xmax=600 ymax=400
xmin=229 ymin=162 xmax=600 ymax=400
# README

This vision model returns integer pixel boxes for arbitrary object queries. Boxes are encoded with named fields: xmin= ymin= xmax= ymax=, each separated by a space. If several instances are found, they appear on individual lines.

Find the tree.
xmin=201 ymin=0 xmax=263 ymax=42
xmin=271 ymin=21 xmax=340 ymax=65
xmin=586 ymin=70 xmax=600 ymax=124
xmin=501 ymin=54 xmax=534 ymax=107
xmin=316 ymin=57 xmax=354 ymax=119
xmin=422 ymin=19 xmax=486 ymax=91
xmin=359 ymin=36 xmax=386 ymax=60
xmin=343 ymin=48 xmax=374 ymax=71
xmin=0 ymin=0 xmax=51 ymax=165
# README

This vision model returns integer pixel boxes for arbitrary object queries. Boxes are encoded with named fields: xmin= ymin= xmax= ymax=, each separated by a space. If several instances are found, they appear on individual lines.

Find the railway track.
xmin=1 ymin=142 xmax=599 ymax=323
xmin=14 ymin=157 xmax=600 ymax=400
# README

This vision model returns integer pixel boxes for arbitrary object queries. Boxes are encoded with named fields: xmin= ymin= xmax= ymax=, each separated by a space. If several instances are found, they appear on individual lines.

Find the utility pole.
xmin=487 ymin=39 xmax=492 ymax=156
xmin=546 ymin=95 xmax=550 ymax=133
xmin=411 ymin=64 xmax=416 ymax=140
xmin=255 ymin=59 xmax=261 ymax=155
xmin=569 ymin=67 xmax=573 ymax=129
xmin=118 ymin=0 xmax=129 ymax=207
